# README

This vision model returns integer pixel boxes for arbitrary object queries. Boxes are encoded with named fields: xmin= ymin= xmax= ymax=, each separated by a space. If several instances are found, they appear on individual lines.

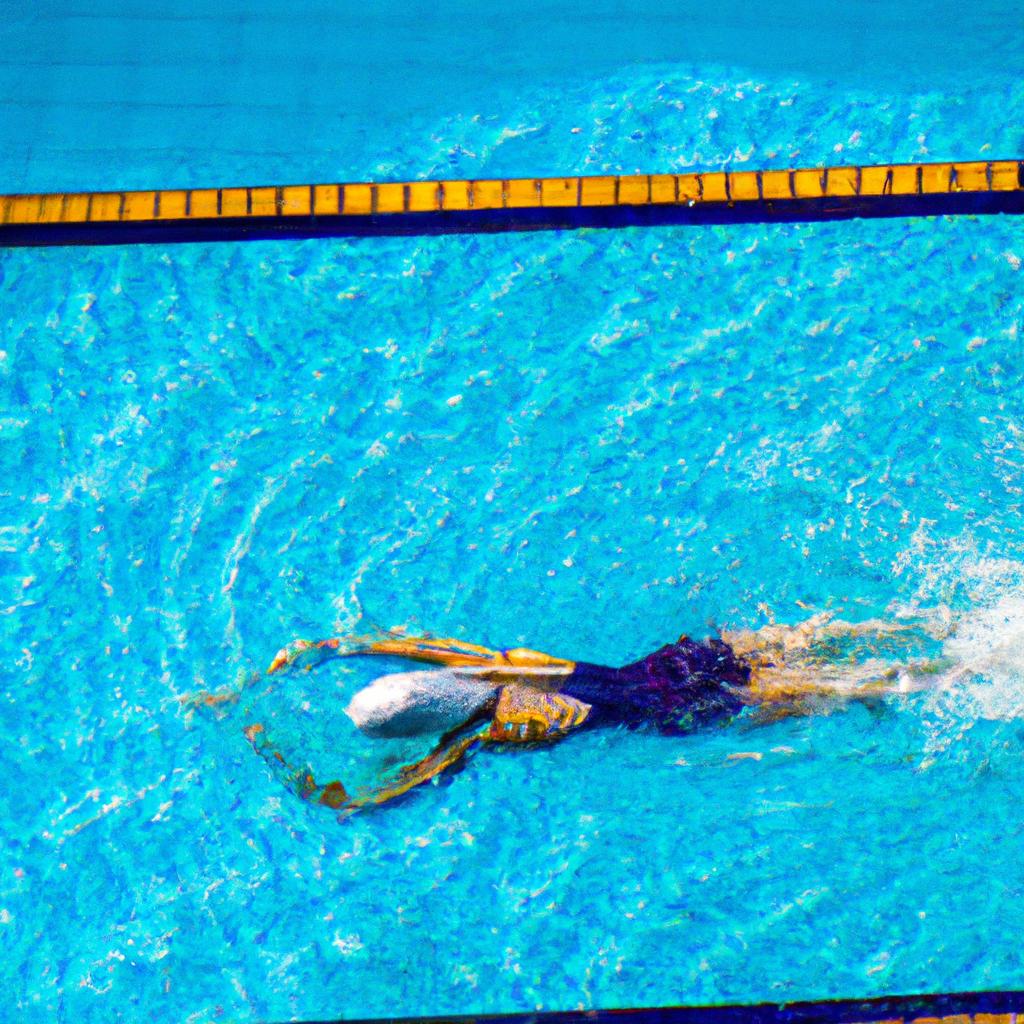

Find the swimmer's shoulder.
xmin=487 ymin=685 xmax=591 ymax=744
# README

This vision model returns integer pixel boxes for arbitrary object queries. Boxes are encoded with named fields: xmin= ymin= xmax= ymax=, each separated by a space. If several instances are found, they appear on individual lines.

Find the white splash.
xmin=881 ymin=530 xmax=1024 ymax=766
xmin=935 ymin=594 xmax=1024 ymax=721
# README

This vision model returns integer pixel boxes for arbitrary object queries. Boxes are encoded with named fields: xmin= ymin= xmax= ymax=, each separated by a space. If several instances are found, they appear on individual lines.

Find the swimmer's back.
xmin=563 ymin=636 xmax=751 ymax=733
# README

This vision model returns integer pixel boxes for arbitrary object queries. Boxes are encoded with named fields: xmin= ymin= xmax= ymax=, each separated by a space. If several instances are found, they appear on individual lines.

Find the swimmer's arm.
xmin=345 ymin=722 xmax=492 ymax=815
xmin=184 ymin=671 xmax=263 ymax=710
xmin=245 ymin=718 xmax=492 ymax=817
xmin=268 ymin=632 xmax=575 ymax=677
xmin=244 ymin=723 xmax=350 ymax=809
xmin=341 ymin=688 xmax=591 ymax=810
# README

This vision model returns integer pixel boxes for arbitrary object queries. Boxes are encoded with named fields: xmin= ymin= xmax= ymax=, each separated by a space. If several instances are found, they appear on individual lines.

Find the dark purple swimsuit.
xmin=561 ymin=637 xmax=751 ymax=734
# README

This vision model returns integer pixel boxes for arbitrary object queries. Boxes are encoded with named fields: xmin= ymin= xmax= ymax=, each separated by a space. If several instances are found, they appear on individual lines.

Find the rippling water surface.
xmin=3 ymin=5 xmax=1024 ymax=1022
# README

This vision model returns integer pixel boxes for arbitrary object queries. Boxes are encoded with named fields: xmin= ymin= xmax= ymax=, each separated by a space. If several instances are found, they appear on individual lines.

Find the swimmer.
xmin=238 ymin=611 xmax=952 ymax=818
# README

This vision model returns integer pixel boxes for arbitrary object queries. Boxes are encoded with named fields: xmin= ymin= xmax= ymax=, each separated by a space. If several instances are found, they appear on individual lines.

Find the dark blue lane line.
xmin=291 ymin=990 xmax=1024 ymax=1024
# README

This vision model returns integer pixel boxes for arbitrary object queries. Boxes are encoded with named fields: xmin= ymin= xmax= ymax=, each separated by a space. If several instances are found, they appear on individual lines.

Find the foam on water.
xmin=944 ymin=595 xmax=1024 ymax=690
xmin=889 ymin=531 xmax=1024 ymax=716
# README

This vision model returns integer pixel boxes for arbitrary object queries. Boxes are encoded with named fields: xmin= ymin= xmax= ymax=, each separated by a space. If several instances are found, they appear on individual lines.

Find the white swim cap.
xmin=345 ymin=669 xmax=497 ymax=738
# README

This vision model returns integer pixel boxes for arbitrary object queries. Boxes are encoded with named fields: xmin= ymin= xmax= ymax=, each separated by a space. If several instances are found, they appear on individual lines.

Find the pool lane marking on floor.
xmin=1 ymin=159 xmax=1022 ymax=245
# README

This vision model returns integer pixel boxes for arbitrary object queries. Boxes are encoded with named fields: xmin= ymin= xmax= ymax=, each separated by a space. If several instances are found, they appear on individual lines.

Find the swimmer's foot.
xmin=915 ymin=604 xmax=957 ymax=641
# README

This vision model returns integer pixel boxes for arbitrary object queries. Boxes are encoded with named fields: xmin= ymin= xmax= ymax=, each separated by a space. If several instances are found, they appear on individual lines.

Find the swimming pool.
xmin=3 ymin=3 xmax=1024 ymax=1022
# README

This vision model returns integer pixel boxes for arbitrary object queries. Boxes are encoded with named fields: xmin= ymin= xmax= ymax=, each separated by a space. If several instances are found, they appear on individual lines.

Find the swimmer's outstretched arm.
xmin=186 ymin=633 xmax=550 ymax=709
xmin=268 ymin=631 xmax=575 ymax=677
xmin=346 ymin=721 xmax=493 ymax=815
xmin=245 ymin=716 xmax=494 ymax=816
xmin=243 ymin=722 xmax=352 ymax=810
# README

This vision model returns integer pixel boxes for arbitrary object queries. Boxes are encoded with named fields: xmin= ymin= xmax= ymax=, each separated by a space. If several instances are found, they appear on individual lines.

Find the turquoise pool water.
xmin=3 ymin=4 xmax=1024 ymax=1023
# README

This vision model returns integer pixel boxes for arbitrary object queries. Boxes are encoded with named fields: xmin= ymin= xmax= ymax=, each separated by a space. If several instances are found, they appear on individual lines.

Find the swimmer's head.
xmin=345 ymin=669 xmax=497 ymax=739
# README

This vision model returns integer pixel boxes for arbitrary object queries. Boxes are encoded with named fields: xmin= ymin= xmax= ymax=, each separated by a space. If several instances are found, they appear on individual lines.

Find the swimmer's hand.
xmin=487 ymin=685 xmax=591 ymax=743
xmin=268 ymin=638 xmax=314 ymax=673
xmin=182 ymin=670 xmax=264 ymax=713
xmin=268 ymin=637 xmax=345 ymax=674
xmin=183 ymin=687 xmax=241 ymax=709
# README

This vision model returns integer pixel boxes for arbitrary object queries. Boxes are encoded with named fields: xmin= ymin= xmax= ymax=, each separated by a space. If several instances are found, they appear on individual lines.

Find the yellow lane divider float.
xmin=1 ymin=159 xmax=1022 ymax=246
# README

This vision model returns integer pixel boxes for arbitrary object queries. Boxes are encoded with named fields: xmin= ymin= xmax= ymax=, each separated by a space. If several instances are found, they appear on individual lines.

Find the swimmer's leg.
xmin=740 ymin=655 xmax=953 ymax=717
xmin=803 ymin=612 xmax=954 ymax=645
xmin=722 ymin=610 xmax=951 ymax=665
